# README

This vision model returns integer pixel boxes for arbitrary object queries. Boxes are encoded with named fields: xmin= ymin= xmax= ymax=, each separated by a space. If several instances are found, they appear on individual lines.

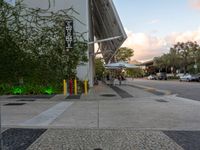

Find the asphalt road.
xmin=130 ymin=79 xmax=200 ymax=101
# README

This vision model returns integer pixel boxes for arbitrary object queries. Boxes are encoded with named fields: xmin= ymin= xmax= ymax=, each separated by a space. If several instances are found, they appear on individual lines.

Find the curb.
xmin=127 ymin=83 xmax=172 ymax=96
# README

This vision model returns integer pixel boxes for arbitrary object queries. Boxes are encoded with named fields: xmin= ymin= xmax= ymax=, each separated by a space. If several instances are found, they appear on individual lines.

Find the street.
xmin=129 ymin=79 xmax=200 ymax=101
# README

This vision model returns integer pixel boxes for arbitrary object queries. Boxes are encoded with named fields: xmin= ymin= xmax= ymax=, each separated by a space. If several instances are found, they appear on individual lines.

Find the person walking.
xmin=118 ymin=75 xmax=122 ymax=85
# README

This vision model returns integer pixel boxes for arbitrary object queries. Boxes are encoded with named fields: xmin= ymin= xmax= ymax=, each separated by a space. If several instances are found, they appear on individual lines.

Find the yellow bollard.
xmin=84 ymin=80 xmax=88 ymax=95
xmin=66 ymin=81 xmax=68 ymax=95
xmin=74 ymin=79 xmax=77 ymax=95
xmin=63 ymin=79 xmax=67 ymax=96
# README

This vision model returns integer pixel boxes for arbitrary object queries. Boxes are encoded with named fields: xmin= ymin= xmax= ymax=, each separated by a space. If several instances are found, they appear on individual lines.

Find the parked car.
xmin=147 ymin=75 xmax=157 ymax=80
xmin=176 ymin=73 xmax=184 ymax=78
xmin=193 ymin=73 xmax=200 ymax=82
xmin=157 ymin=72 xmax=167 ymax=80
xmin=179 ymin=74 xmax=196 ymax=82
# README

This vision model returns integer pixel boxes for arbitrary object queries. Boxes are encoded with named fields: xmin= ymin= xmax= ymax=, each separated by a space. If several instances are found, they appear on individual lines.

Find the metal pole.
xmin=195 ymin=59 xmax=197 ymax=74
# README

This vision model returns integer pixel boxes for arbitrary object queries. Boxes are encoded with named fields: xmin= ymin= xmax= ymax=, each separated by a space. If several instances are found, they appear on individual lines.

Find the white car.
xmin=147 ymin=75 xmax=157 ymax=80
xmin=179 ymin=74 xmax=196 ymax=82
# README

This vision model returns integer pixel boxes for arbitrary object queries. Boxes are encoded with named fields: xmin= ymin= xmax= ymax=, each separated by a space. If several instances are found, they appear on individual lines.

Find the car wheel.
xmin=187 ymin=78 xmax=190 ymax=82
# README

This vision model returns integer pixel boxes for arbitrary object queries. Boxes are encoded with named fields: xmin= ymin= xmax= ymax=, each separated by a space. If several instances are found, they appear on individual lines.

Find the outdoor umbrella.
xmin=105 ymin=61 xmax=139 ymax=69
xmin=124 ymin=63 xmax=139 ymax=69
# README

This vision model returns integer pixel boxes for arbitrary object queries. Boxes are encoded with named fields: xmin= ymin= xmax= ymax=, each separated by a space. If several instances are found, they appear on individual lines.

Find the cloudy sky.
xmin=113 ymin=0 xmax=200 ymax=61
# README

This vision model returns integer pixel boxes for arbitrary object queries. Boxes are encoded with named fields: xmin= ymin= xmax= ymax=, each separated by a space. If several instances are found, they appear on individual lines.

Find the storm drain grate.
xmin=155 ymin=99 xmax=168 ymax=103
xmin=101 ymin=94 xmax=116 ymax=97
xmin=66 ymin=95 xmax=81 ymax=99
xmin=94 ymin=149 xmax=103 ymax=150
xmin=17 ymin=99 xmax=36 ymax=102
xmin=4 ymin=103 xmax=26 ymax=106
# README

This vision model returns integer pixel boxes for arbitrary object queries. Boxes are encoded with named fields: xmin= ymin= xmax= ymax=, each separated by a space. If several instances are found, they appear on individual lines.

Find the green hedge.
xmin=167 ymin=76 xmax=179 ymax=80
xmin=0 ymin=80 xmax=86 ymax=95
xmin=0 ymin=84 xmax=60 ymax=95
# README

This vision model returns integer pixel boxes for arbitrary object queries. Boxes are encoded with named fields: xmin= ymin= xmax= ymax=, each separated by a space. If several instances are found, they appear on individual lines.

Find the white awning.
xmin=105 ymin=61 xmax=139 ymax=69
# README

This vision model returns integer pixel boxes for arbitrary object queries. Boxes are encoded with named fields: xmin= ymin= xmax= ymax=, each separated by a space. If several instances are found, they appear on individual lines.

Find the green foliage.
xmin=95 ymin=58 xmax=105 ymax=78
xmin=167 ymin=76 xmax=179 ymax=80
xmin=126 ymin=68 xmax=144 ymax=78
xmin=0 ymin=84 xmax=11 ymax=95
xmin=11 ymin=87 xmax=24 ymax=95
xmin=153 ymin=41 xmax=200 ymax=74
xmin=153 ymin=54 xmax=171 ymax=72
xmin=43 ymin=87 xmax=54 ymax=95
xmin=115 ymin=47 xmax=134 ymax=62
xmin=0 ymin=84 xmax=59 ymax=95
xmin=0 ymin=0 xmax=88 ymax=93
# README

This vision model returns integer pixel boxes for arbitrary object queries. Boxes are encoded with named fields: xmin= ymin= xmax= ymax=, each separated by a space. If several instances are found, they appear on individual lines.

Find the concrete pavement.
xmin=129 ymin=78 xmax=200 ymax=101
xmin=1 ymin=81 xmax=200 ymax=149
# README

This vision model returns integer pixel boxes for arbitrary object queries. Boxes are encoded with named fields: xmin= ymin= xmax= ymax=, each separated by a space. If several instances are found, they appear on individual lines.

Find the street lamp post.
xmin=194 ymin=58 xmax=197 ymax=74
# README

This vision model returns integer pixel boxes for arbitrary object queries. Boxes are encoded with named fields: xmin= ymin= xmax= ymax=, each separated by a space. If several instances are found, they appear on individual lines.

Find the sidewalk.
xmin=1 ymin=82 xmax=200 ymax=150
xmin=80 ymin=81 xmax=121 ymax=100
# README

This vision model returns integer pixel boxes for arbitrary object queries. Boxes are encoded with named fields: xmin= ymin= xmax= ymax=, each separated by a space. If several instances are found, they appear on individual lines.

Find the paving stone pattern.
xmin=28 ymin=129 xmax=182 ymax=150
xmin=110 ymin=86 xmax=133 ymax=98
xmin=163 ymin=131 xmax=200 ymax=150
xmin=2 ymin=128 xmax=46 ymax=150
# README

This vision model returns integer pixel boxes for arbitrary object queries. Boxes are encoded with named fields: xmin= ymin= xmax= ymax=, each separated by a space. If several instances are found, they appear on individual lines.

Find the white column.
xmin=88 ymin=0 xmax=94 ymax=87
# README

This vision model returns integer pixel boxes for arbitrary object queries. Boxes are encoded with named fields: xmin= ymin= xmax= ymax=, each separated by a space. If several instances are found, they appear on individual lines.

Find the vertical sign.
xmin=65 ymin=20 xmax=73 ymax=49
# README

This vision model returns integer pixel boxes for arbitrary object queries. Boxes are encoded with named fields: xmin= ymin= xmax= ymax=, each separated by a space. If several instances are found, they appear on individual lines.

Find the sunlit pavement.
xmin=1 ymin=82 xmax=200 ymax=150
xmin=129 ymin=78 xmax=200 ymax=101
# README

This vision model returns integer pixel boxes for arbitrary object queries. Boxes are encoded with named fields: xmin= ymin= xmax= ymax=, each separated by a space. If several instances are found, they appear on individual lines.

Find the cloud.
xmin=147 ymin=19 xmax=160 ymax=24
xmin=122 ymin=28 xmax=167 ymax=61
xmin=122 ymin=27 xmax=200 ymax=61
xmin=165 ymin=27 xmax=200 ymax=44
xmin=189 ymin=0 xmax=200 ymax=10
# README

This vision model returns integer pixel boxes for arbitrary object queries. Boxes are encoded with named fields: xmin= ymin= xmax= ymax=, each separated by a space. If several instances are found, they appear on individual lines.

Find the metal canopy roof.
xmin=92 ymin=0 xmax=127 ymax=63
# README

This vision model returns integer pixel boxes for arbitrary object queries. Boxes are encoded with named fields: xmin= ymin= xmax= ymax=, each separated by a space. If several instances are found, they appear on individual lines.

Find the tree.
xmin=173 ymin=41 xmax=199 ymax=73
xmin=95 ymin=58 xmax=105 ymax=79
xmin=0 ymin=0 xmax=88 ymax=86
xmin=153 ymin=41 xmax=200 ymax=74
xmin=168 ymin=47 xmax=181 ymax=74
xmin=126 ymin=68 xmax=144 ymax=78
xmin=153 ymin=54 xmax=171 ymax=72
xmin=115 ymin=47 xmax=134 ymax=62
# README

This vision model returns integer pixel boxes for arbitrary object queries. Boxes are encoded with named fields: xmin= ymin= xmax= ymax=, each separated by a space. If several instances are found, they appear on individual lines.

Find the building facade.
xmin=25 ymin=0 xmax=127 ymax=87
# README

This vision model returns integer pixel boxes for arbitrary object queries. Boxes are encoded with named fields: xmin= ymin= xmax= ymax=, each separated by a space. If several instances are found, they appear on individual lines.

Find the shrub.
xmin=0 ymin=84 xmax=12 ymax=95
xmin=167 ymin=76 xmax=179 ymax=80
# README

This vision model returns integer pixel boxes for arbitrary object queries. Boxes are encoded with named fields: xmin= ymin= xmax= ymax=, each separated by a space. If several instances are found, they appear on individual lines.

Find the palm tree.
xmin=168 ymin=48 xmax=181 ymax=74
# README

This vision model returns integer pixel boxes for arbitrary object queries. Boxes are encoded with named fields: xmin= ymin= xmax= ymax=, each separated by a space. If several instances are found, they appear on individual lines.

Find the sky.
xmin=113 ymin=0 xmax=200 ymax=61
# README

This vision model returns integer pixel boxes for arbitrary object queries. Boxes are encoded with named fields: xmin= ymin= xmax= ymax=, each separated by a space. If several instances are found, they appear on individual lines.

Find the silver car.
xmin=179 ymin=74 xmax=196 ymax=82
xmin=193 ymin=73 xmax=200 ymax=82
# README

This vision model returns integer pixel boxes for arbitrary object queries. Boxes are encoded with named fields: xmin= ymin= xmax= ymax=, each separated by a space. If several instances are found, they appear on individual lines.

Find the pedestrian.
xmin=118 ymin=75 xmax=122 ymax=85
